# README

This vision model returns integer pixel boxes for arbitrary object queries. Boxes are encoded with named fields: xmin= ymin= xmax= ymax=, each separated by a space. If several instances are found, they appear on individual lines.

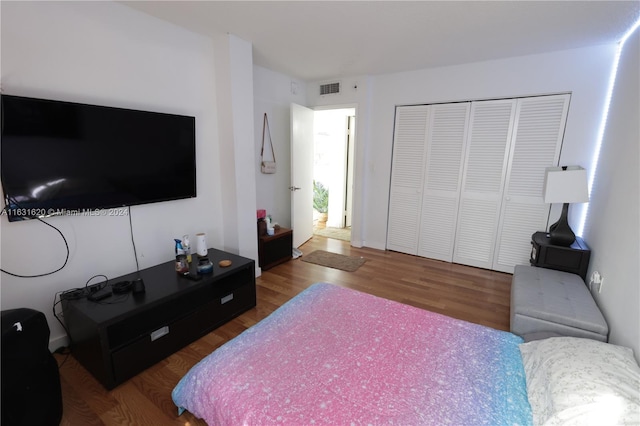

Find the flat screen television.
xmin=1 ymin=94 xmax=196 ymax=222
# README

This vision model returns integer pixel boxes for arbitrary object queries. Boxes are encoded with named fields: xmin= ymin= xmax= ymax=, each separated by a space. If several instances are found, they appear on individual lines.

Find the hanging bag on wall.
xmin=260 ymin=113 xmax=277 ymax=174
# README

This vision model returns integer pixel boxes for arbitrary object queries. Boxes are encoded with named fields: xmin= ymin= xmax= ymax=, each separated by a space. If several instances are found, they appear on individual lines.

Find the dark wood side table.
xmin=258 ymin=227 xmax=293 ymax=270
xmin=530 ymin=231 xmax=591 ymax=281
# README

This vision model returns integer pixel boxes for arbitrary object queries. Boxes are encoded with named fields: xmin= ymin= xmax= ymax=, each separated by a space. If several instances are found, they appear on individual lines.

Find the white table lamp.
xmin=543 ymin=166 xmax=589 ymax=246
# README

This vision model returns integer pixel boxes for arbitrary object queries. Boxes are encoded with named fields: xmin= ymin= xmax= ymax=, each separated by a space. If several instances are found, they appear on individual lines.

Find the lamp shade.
xmin=543 ymin=166 xmax=589 ymax=204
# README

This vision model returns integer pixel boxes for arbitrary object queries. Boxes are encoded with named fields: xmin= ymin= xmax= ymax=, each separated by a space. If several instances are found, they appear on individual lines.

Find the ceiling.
xmin=121 ymin=1 xmax=640 ymax=82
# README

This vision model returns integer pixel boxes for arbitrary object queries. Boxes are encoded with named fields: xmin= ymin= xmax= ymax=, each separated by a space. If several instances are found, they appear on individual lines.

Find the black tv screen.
xmin=1 ymin=94 xmax=196 ymax=221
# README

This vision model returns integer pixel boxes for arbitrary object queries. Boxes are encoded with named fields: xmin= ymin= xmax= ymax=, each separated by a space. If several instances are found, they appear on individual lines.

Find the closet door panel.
xmin=418 ymin=103 xmax=470 ymax=261
xmin=418 ymin=197 xmax=458 ymax=260
xmin=453 ymin=99 xmax=517 ymax=269
xmin=494 ymin=202 xmax=549 ymax=269
xmin=454 ymin=197 xmax=500 ymax=266
xmin=493 ymin=94 xmax=570 ymax=272
xmin=387 ymin=94 xmax=570 ymax=272
xmin=387 ymin=190 xmax=422 ymax=253
xmin=386 ymin=106 xmax=429 ymax=254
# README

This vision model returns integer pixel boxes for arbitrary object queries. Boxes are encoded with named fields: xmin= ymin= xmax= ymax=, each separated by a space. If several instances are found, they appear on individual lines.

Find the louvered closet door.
xmin=417 ymin=103 xmax=470 ymax=261
xmin=453 ymin=99 xmax=517 ymax=269
xmin=386 ymin=106 xmax=429 ymax=255
xmin=493 ymin=94 xmax=570 ymax=273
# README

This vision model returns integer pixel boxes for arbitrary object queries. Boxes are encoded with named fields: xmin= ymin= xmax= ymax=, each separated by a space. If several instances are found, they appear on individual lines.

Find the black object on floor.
xmin=1 ymin=308 xmax=63 ymax=426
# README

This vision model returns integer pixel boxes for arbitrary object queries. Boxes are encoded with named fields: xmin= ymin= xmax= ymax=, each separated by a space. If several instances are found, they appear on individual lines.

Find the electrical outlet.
xmin=589 ymin=271 xmax=604 ymax=293
xmin=590 ymin=271 xmax=602 ymax=293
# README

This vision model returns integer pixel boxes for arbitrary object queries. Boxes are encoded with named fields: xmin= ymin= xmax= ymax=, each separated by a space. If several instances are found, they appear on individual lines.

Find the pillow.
xmin=520 ymin=337 xmax=640 ymax=426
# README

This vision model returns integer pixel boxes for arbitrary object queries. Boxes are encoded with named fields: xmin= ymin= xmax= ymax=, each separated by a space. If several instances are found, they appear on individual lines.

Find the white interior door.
xmin=290 ymin=103 xmax=314 ymax=248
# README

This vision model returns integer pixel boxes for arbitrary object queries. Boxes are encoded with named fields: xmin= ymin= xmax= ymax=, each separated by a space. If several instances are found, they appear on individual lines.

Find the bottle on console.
xmin=182 ymin=235 xmax=192 ymax=263
xmin=266 ymin=215 xmax=274 ymax=236
xmin=174 ymin=239 xmax=189 ymax=274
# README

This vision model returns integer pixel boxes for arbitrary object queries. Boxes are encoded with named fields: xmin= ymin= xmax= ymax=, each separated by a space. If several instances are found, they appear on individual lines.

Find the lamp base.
xmin=548 ymin=202 xmax=576 ymax=247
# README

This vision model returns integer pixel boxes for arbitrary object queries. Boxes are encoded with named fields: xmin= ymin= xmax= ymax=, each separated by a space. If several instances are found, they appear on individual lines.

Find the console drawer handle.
xmin=150 ymin=326 xmax=169 ymax=341
xmin=221 ymin=293 xmax=234 ymax=304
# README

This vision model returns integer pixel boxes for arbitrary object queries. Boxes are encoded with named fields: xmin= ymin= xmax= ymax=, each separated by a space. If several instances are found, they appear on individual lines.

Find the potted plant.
xmin=313 ymin=180 xmax=329 ymax=224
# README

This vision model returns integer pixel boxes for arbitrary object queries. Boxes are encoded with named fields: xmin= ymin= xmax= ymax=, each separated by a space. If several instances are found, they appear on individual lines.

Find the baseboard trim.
xmin=49 ymin=334 xmax=69 ymax=353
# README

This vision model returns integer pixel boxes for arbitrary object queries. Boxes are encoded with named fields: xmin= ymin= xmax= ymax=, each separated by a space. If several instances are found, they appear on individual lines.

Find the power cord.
xmin=2 ymin=200 xmax=137 ymax=277
xmin=53 ymin=346 xmax=71 ymax=369
xmin=0 ymin=199 xmax=70 ymax=278
xmin=52 ymin=291 xmax=72 ymax=369
xmin=84 ymin=274 xmax=108 ymax=292
xmin=128 ymin=206 xmax=140 ymax=272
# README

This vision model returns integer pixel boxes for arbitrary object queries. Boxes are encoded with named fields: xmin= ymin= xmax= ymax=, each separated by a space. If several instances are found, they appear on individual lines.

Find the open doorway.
xmin=312 ymin=108 xmax=355 ymax=242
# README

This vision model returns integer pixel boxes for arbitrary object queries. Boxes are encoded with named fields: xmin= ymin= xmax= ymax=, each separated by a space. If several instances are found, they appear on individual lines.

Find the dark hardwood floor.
xmin=55 ymin=235 xmax=513 ymax=425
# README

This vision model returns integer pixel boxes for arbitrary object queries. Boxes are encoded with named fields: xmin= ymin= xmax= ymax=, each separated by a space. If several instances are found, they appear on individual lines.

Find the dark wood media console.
xmin=61 ymin=248 xmax=256 ymax=390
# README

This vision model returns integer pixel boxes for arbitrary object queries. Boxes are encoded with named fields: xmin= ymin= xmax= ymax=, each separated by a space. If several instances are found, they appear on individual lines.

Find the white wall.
xmin=357 ymin=45 xmax=616 ymax=249
xmin=253 ymin=66 xmax=307 ymax=229
xmin=214 ymin=34 xmax=260 ymax=268
xmin=583 ymin=29 xmax=640 ymax=361
xmin=0 ymin=2 xmax=221 ymax=349
xmin=308 ymin=76 xmax=373 ymax=247
xmin=307 ymin=48 xmax=615 ymax=250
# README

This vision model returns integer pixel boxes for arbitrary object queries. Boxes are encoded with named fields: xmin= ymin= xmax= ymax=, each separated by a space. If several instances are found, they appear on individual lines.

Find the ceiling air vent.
xmin=320 ymin=82 xmax=340 ymax=95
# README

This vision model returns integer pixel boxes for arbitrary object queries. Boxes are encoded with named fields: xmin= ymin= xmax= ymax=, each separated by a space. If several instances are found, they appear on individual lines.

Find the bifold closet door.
xmin=452 ymin=99 xmax=517 ymax=269
xmin=492 ymin=94 xmax=570 ymax=273
xmin=453 ymin=94 xmax=570 ymax=272
xmin=388 ymin=94 xmax=570 ymax=273
xmin=387 ymin=104 xmax=470 ymax=257
xmin=417 ymin=103 xmax=470 ymax=261
xmin=386 ymin=106 xmax=429 ymax=255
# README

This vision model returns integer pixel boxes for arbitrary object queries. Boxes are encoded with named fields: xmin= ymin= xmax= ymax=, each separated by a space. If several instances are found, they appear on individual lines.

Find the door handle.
xmin=289 ymin=186 xmax=301 ymax=191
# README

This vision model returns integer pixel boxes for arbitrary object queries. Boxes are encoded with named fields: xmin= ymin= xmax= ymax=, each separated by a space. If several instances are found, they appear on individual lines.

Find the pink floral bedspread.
xmin=173 ymin=283 xmax=532 ymax=425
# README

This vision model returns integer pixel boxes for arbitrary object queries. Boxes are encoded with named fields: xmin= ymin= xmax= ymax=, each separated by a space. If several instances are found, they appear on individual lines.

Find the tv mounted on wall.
xmin=1 ymin=94 xmax=196 ymax=222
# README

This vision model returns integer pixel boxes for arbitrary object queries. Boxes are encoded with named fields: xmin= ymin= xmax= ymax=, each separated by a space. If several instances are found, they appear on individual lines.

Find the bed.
xmin=172 ymin=283 xmax=640 ymax=425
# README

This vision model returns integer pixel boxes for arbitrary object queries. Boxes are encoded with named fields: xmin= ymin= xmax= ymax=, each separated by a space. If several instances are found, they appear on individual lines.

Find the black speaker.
xmin=1 ymin=308 xmax=63 ymax=426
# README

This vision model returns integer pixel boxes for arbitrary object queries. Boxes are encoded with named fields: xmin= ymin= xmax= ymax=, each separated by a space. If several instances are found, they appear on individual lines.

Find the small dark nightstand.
xmin=258 ymin=227 xmax=293 ymax=270
xmin=530 ymin=231 xmax=591 ymax=281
